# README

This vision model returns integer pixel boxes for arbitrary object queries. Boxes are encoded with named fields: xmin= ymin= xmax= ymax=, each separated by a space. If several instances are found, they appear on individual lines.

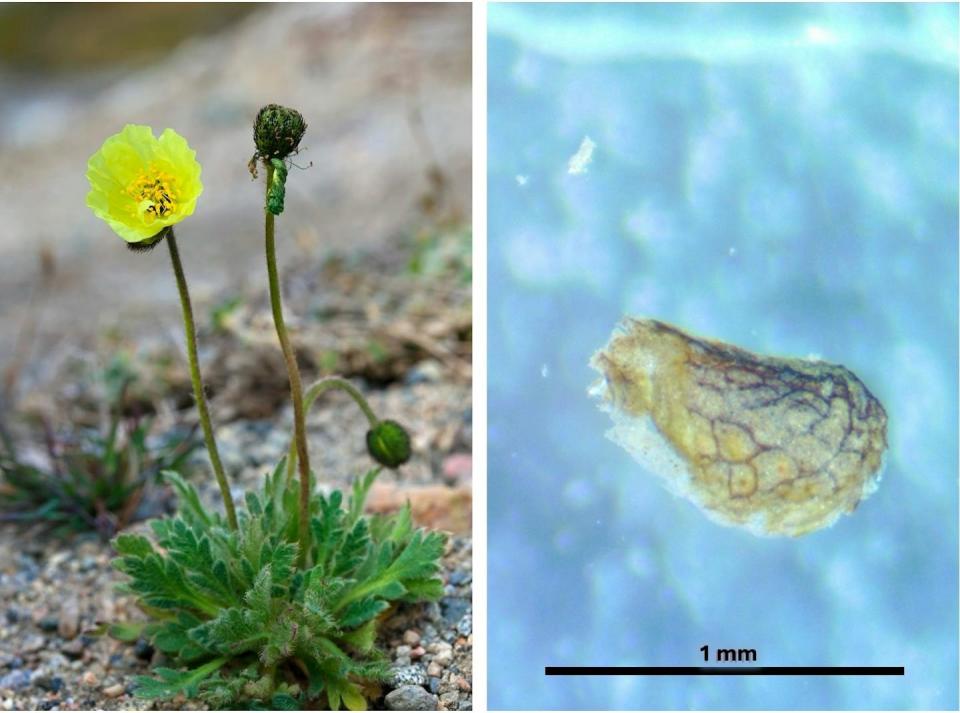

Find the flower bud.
xmin=366 ymin=420 xmax=412 ymax=469
xmin=254 ymin=104 xmax=306 ymax=160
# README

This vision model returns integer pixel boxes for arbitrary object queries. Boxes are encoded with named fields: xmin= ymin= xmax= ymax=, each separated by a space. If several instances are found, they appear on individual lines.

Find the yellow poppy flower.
xmin=86 ymin=125 xmax=203 ymax=244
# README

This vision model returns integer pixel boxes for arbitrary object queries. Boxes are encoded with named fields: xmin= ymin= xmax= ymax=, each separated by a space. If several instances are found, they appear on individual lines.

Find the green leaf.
xmin=336 ymin=530 xmax=444 ymax=610
xmin=107 ymin=621 xmax=145 ymax=642
xmin=162 ymin=471 xmax=212 ymax=529
xmin=401 ymin=578 xmax=445 ymax=601
xmin=132 ymin=657 xmax=226 ymax=700
xmin=332 ymin=519 xmax=369 ymax=577
xmin=347 ymin=469 xmax=380 ymax=525
xmin=191 ymin=606 xmax=267 ymax=657
xmin=114 ymin=533 xmax=154 ymax=558
xmin=271 ymin=693 xmax=301 ymax=710
xmin=341 ymin=619 xmax=378 ymax=654
xmin=339 ymin=598 xmax=389 ymax=629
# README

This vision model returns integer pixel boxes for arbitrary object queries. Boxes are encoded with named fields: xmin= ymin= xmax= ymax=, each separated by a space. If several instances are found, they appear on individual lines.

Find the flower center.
xmin=127 ymin=167 xmax=179 ymax=220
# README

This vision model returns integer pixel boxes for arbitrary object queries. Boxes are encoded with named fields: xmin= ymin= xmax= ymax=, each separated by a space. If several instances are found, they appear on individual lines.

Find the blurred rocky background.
xmin=0 ymin=2 xmax=470 ymax=386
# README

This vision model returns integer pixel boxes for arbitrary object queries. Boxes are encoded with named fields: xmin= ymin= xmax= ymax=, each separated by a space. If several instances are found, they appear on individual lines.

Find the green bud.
xmin=366 ymin=420 xmax=412 ymax=469
xmin=254 ymin=104 xmax=306 ymax=160
xmin=267 ymin=159 xmax=288 ymax=215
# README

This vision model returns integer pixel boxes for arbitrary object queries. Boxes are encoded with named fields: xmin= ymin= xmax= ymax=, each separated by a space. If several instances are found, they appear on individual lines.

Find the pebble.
xmin=102 ymin=683 xmax=125 ymax=698
xmin=58 ymin=597 xmax=80 ymax=640
xmin=410 ymin=646 xmax=425 ymax=660
xmin=456 ymin=614 xmax=472 ymax=637
xmin=427 ymin=676 xmax=441 ymax=694
xmin=454 ymin=675 xmax=471 ymax=692
xmin=390 ymin=665 xmax=427 ymax=687
xmin=133 ymin=640 xmax=154 ymax=661
xmin=439 ymin=597 xmax=469 ymax=625
xmin=0 ymin=670 xmax=30 ymax=691
xmin=384 ymin=685 xmax=438 ymax=711
xmin=426 ymin=661 xmax=443 ymax=678
xmin=441 ymin=453 xmax=472 ymax=483
xmin=405 ymin=360 xmax=443 ymax=385
xmin=439 ymin=691 xmax=458 ymax=709
xmin=395 ymin=645 xmax=412 ymax=666
xmin=60 ymin=640 xmax=84 ymax=659
xmin=20 ymin=635 xmax=45 ymax=654
xmin=0 ymin=655 xmax=23 ymax=670
xmin=81 ymin=671 xmax=98 ymax=687
xmin=432 ymin=643 xmax=453 ymax=667
xmin=31 ymin=673 xmax=62 ymax=693
xmin=402 ymin=629 xmax=422 ymax=646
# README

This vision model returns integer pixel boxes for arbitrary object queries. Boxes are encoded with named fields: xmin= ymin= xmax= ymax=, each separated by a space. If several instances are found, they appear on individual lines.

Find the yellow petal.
xmin=85 ymin=124 xmax=203 ymax=244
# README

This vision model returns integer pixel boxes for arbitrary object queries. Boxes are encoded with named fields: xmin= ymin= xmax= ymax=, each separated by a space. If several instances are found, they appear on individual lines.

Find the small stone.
xmin=31 ymin=673 xmax=62 ymax=693
xmin=60 ymin=639 xmax=84 ymax=659
xmin=410 ymin=646 xmax=425 ymax=660
xmin=21 ymin=634 xmax=45 ymax=654
xmin=1 ymin=698 xmax=12 ymax=710
xmin=133 ymin=640 xmax=154 ymax=661
xmin=103 ymin=683 xmax=125 ymax=698
xmin=395 ymin=645 xmax=412 ymax=667
xmin=432 ymin=643 xmax=453 ymax=667
xmin=456 ymin=614 xmax=472 ymax=637
xmin=4 ymin=609 xmax=19 ymax=625
xmin=402 ymin=629 xmax=422 ymax=647
xmin=0 ymin=670 xmax=30 ymax=691
xmin=58 ymin=597 xmax=80 ymax=640
xmin=448 ymin=570 xmax=469 ymax=587
xmin=384 ymin=685 xmax=438 ymax=711
xmin=439 ymin=691 xmax=458 ymax=708
xmin=81 ymin=671 xmax=98 ymax=687
xmin=441 ymin=453 xmax=472 ymax=483
xmin=439 ymin=597 xmax=469 ymax=625
xmin=405 ymin=360 xmax=443 ymax=385
xmin=428 ymin=676 xmax=441 ymax=694
xmin=390 ymin=665 xmax=427 ymax=687
xmin=457 ymin=700 xmax=472 ymax=711
xmin=426 ymin=661 xmax=443 ymax=678
xmin=454 ymin=675 xmax=471 ymax=692
xmin=38 ymin=618 xmax=59 ymax=633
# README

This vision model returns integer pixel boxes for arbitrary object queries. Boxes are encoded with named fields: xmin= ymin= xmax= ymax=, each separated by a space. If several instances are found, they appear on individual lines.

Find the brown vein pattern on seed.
xmin=590 ymin=318 xmax=888 ymax=536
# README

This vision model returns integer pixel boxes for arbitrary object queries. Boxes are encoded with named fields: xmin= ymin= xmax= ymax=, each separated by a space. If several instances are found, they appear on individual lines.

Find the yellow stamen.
xmin=126 ymin=166 xmax=179 ymax=219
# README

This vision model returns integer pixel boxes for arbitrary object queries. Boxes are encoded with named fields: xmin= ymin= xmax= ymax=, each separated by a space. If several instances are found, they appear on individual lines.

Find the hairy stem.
xmin=285 ymin=376 xmax=379 ymax=483
xmin=264 ymin=163 xmax=312 ymax=566
xmin=166 ymin=231 xmax=237 ymax=531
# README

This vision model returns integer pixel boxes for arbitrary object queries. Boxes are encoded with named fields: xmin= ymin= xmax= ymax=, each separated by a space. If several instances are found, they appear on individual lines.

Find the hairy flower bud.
xmin=254 ymin=104 xmax=306 ymax=160
xmin=366 ymin=420 xmax=412 ymax=469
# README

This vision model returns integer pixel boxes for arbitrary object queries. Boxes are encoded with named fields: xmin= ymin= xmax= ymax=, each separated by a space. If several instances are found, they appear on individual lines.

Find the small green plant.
xmin=83 ymin=105 xmax=449 ymax=709
xmin=112 ymin=463 xmax=443 ymax=709
xmin=0 ymin=367 xmax=199 ymax=538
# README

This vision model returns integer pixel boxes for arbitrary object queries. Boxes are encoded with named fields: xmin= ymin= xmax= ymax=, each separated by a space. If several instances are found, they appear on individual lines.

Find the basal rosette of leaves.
xmin=111 ymin=462 xmax=446 ymax=710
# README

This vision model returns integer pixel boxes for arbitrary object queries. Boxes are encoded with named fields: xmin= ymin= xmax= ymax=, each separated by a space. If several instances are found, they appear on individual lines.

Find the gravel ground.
xmin=0 ymin=528 xmax=471 ymax=711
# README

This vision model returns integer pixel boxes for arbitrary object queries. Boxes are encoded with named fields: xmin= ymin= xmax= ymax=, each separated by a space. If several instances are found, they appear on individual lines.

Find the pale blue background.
xmin=487 ymin=3 xmax=959 ymax=710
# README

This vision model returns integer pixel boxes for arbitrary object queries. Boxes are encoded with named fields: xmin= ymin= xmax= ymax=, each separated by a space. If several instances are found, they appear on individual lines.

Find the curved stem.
xmin=166 ymin=231 xmax=237 ymax=530
xmin=285 ymin=376 xmax=379 ymax=483
xmin=264 ymin=164 xmax=312 ymax=566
